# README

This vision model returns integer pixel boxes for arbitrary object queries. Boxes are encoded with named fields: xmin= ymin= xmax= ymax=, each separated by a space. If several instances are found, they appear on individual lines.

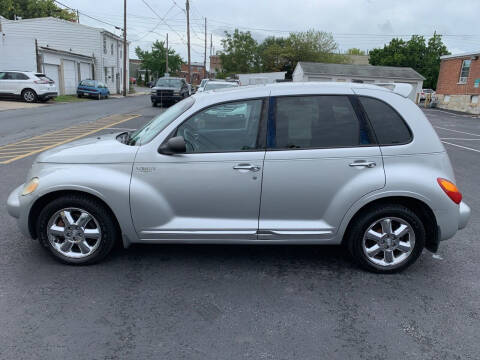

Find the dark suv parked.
xmin=151 ymin=77 xmax=189 ymax=107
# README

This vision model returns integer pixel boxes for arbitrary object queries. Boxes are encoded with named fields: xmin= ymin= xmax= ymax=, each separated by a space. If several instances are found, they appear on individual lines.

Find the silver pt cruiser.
xmin=7 ymin=82 xmax=470 ymax=273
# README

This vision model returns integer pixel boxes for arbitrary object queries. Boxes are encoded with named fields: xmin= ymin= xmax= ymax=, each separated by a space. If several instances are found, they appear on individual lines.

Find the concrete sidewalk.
xmin=0 ymin=100 xmax=48 ymax=112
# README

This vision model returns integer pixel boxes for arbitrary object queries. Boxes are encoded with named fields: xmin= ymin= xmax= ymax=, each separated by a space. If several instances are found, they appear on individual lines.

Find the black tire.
xmin=152 ymin=102 xmax=157 ymax=107
xmin=36 ymin=194 xmax=118 ymax=265
xmin=22 ymin=89 xmax=38 ymax=103
xmin=345 ymin=204 xmax=425 ymax=273
xmin=77 ymin=93 xmax=82 ymax=98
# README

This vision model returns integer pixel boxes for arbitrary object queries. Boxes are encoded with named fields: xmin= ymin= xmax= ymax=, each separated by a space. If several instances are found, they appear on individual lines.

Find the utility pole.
xmin=123 ymin=0 xmax=127 ymax=96
xmin=210 ymin=33 xmax=213 ymax=56
xmin=76 ymin=9 xmax=80 ymax=23
xmin=186 ymin=0 xmax=191 ymax=84
xmin=203 ymin=18 xmax=207 ymax=79
xmin=165 ymin=33 xmax=169 ymax=76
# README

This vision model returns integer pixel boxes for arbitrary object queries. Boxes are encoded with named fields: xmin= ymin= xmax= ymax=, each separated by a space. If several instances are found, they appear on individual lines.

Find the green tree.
xmin=135 ymin=40 xmax=183 ymax=79
xmin=0 ymin=0 xmax=77 ymax=21
xmin=219 ymin=30 xmax=261 ymax=77
xmin=257 ymin=36 xmax=288 ymax=72
xmin=347 ymin=48 xmax=366 ymax=55
xmin=369 ymin=33 xmax=449 ymax=89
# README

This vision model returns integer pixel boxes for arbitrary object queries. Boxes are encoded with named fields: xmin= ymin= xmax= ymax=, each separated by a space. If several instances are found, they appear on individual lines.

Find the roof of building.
xmin=297 ymin=62 xmax=425 ymax=80
xmin=441 ymin=50 xmax=480 ymax=60
xmin=1 ymin=17 xmax=125 ymax=42
xmin=40 ymin=46 xmax=94 ymax=60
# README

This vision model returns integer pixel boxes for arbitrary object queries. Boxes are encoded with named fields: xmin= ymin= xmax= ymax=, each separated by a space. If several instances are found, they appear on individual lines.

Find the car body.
xmin=0 ymin=70 xmax=57 ymax=102
xmin=7 ymin=82 xmax=470 ymax=272
xmin=151 ymin=77 xmax=189 ymax=107
xmin=77 ymin=80 xmax=110 ymax=99
xmin=419 ymin=88 xmax=436 ymax=101
xmin=197 ymin=78 xmax=209 ymax=92
xmin=197 ymin=80 xmax=239 ymax=92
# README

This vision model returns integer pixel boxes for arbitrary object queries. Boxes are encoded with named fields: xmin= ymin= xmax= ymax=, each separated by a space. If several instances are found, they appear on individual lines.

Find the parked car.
xmin=197 ymin=78 xmax=209 ymax=92
xmin=151 ymin=77 xmax=189 ymax=107
xmin=7 ymin=82 xmax=470 ymax=272
xmin=77 ymin=80 xmax=110 ymax=100
xmin=199 ymin=80 xmax=239 ymax=92
xmin=419 ymin=88 xmax=435 ymax=101
xmin=0 ymin=70 xmax=57 ymax=102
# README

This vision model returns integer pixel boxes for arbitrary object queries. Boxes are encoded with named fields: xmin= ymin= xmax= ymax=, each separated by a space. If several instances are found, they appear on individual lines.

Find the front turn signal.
xmin=21 ymin=178 xmax=39 ymax=196
xmin=437 ymin=178 xmax=462 ymax=204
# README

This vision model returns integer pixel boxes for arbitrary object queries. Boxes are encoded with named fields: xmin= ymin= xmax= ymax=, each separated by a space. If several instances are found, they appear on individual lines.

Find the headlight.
xmin=151 ymin=89 xmax=156 ymax=94
xmin=22 ymin=177 xmax=39 ymax=196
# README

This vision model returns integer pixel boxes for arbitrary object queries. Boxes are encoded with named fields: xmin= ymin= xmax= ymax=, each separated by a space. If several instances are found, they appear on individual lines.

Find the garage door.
xmin=63 ymin=60 xmax=77 ymax=95
xmin=44 ymin=64 xmax=60 ymax=91
xmin=79 ymin=63 xmax=91 ymax=81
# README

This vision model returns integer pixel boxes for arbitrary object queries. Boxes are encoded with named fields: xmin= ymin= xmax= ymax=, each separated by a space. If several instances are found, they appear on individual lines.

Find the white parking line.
xmin=442 ymin=141 xmax=480 ymax=153
xmin=434 ymin=126 xmax=480 ymax=137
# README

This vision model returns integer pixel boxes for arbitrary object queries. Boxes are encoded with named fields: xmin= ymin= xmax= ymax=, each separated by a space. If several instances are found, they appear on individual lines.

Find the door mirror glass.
xmin=159 ymin=136 xmax=187 ymax=155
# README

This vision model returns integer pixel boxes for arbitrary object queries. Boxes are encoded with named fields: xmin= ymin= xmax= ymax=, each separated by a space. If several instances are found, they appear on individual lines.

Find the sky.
xmin=56 ymin=0 xmax=480 ymax=68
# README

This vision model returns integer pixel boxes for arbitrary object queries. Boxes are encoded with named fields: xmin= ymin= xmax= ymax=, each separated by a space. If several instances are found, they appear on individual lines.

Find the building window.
xmin=104 ymin=67 xmax=108 ymax=82
xmin=459 ymin=60 xmax=471 ymax=84
xmin=111 ymin=43 xmax=114 ymax=55
xmin=103 ymin=37 xmax=107 ymax=54
xmin=119 ymin=45 xmax=122 ymax=58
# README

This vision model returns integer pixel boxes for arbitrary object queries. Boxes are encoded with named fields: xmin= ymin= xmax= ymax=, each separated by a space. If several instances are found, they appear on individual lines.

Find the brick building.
xmin=209 ymin=55 xmax=222 ymax=78
xmin=179 ymin=62 xmax=207 ymax=86
xmin=436 ymin=51 xmax=480 ymax=114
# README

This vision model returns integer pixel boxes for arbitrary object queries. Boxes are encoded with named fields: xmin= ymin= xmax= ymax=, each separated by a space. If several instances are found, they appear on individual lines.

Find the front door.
xmin=258 ymin=94 xmax=385 ymax=241
xmin=130 ymin=98 xmax=267 ymax=241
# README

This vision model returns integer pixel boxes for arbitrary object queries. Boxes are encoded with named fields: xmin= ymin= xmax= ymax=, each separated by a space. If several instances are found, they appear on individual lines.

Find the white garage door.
xmin=63 ymin=60 xmax=77 ymax=95
xmin=44 ymin=64 xmax=60 ymax=90
xmin=79 ymin=63 xmax=91 ymax=81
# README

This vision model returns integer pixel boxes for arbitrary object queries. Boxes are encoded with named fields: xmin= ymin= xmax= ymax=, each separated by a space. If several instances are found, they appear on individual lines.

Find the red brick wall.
xmin=437 ymin=56 xmax=480 ymax=95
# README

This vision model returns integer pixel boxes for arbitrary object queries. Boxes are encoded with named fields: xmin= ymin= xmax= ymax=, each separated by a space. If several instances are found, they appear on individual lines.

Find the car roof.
xmin=193 ymin=81 xmax=404 ymax=105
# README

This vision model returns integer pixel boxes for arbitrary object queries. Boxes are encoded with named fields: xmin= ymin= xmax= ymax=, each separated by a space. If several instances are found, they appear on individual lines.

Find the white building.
xmin=293 ymin=62 xmax=424 ymax=100
xmin=0 ymin=16 xmax=128 ymax=94
xmin=237 ymin=72 xmax=286 ymax=85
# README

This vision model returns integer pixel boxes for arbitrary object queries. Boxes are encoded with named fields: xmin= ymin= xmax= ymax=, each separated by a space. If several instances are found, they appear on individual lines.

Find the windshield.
xmin=204 ymin=82 xmax=238 ymax=91
xmin=156 ymin=78 xmax=182 ymax=88
xmin=128 ymin=97 xmax=195 ymax=145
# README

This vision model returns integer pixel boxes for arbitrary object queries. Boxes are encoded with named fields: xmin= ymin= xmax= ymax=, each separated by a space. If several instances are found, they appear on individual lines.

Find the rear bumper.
xmin=458 ymin=201 xmax=471 ymax=230
xmin=38 ymin=92 xmax=58 ymax=100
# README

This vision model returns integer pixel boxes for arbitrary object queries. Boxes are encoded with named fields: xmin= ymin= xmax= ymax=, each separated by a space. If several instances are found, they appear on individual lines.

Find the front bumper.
xmin=6 ymin=184 xmax=33 ymax=238
xmin=151 ymin=94 xmax=182 ymax=103
xmin=7 ymin=184 xmax=22 ymax=218
xmin=458 ymin=201 xmax=471 ymax=230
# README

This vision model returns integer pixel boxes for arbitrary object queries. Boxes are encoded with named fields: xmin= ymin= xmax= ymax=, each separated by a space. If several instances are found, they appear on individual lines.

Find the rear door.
xmin=258 ymin=93 xmax=385 ymax=242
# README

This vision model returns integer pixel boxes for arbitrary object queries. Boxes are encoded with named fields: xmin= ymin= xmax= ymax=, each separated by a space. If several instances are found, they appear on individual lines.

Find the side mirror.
xmin=158 ymin=136 xmax=186 ymax=155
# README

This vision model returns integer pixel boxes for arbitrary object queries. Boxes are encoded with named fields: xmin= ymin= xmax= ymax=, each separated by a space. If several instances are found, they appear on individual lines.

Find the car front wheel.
xmin=37 ymin=194 xmax=118 ymax=265
xmin=22 ymin=89 xmax=37 ymax=103
xmin=346 ymin=204 xmax=425 ymax=273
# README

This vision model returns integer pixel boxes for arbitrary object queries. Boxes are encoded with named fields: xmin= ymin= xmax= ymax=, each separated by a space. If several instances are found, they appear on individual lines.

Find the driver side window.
xmin=176 ymin=99 xmax=265 ymax=153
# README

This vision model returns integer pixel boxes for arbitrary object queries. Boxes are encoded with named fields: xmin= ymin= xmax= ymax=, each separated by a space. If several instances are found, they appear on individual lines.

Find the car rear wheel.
xmin=22 ymin=89 xmax=37 ymax=103
xmin=77 ymin=93 xmax=82 ymax=98
xmin=37 ymin=195 xmax=118 ymax=265
xmin=346 ymin=204 xmax=425 ymax=273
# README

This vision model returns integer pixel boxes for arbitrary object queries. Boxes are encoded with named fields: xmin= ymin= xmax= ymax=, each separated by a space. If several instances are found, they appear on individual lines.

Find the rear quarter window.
xmin=359 ymin=96 xmax=412 ymax=145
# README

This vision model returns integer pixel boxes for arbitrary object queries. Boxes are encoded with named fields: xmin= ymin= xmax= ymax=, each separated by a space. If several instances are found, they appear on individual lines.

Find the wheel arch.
xmin=341 ymin=196 xmax=439 ymax=252
xmin=28 ymin=190 xmax=122 ymax=242
xmin=21 ymin=88 xmax=38 ymax=96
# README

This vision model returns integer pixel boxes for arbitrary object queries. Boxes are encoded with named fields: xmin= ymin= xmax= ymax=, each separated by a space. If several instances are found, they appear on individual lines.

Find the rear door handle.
xmin=233 ymin=163 xmax=261 ymax=172
xmin=349 ymin=160 xmax=376 ymax=168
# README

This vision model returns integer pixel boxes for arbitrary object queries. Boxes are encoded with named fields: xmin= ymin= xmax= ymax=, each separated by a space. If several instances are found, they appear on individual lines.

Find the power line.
xmin=53 ymin=0 xmax=123 ymax=30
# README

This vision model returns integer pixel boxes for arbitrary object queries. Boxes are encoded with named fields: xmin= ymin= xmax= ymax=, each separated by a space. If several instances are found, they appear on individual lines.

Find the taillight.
xmin=34 ymin=80 xmax=49 ymax=84
xmin=437 ymin=178 xmax=462 ymax=204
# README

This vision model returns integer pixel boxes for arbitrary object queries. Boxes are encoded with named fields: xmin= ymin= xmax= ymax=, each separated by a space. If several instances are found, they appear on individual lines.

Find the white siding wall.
xmin=0 ymin=34 xmax=36 ymax=71
xmin=2 ymin=18 xmax=129 ymax=94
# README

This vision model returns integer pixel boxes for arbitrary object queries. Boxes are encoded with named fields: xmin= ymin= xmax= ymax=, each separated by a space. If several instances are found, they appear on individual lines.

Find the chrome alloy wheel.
xmin=362 ymin=217 xmax=415 ymax=268
xmin=47 ymin=208 xmax=102 ymax=259
xmin=23 ymin=90 xmax=35 ymax=102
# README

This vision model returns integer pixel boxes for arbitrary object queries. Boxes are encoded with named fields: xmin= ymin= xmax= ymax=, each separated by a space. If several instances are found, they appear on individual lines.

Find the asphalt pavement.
xmin=0 ymin=98 xmax=478 ymax=359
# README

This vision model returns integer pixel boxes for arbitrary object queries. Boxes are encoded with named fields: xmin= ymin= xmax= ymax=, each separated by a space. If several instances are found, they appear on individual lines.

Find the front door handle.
xmin=233 ymin=163 xmax=261 ymax=172
xmin=349 ymin=160 xmax=376 ymax=168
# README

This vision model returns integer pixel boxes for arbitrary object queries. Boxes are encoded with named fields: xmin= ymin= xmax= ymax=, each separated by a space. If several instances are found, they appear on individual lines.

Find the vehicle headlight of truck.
xmin=22 ymin=177 xmax=39 ymax=196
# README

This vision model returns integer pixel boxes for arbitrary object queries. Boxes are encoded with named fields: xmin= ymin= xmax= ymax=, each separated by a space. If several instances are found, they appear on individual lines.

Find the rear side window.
xmin=13 ymin=73 xmax=29 ymax=80
xmin=359 ymin=97 xmax=412 ymax=145
xmin=273 ymin=95 xmax=373 ymax=149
